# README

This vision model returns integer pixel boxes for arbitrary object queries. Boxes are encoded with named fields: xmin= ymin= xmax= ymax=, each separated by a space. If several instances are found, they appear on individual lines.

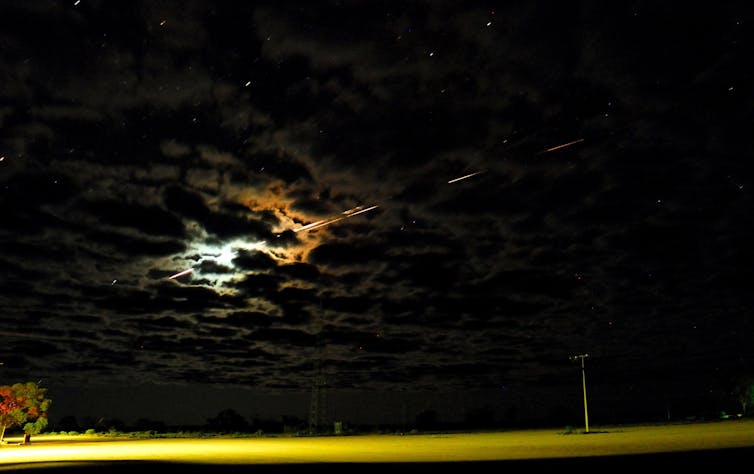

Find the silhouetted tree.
xmin=92 ymin=416 xmax=126 ymax=433
xmin=206 ymin=408 xmax=249 ymax=432
xmin=464 ymin=405 xmax=496 ymax=429
xmin=545 ymin=403 xmax=576 ymax=427
xmin=55 ymin=415 xmax=81 ymax=432
xmin=415 ymin=409 xmax=439 ymax=431
xmin=731 ymin=374 xmax=754 ymax=415
xmin=250 ymin=415 xmax=283 ymax=433
xmin=132 ymin=418 xmax=167 ymax=433
xmin=281 ymin=414 xmax=305 ymax=433
xmin=501 ymin=405 xmax=520 ymax=427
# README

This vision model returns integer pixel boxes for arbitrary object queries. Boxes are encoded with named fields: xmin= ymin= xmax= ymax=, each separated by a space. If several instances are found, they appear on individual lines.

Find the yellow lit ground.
xmin=1 ymin=419 xmax=753 ymax=468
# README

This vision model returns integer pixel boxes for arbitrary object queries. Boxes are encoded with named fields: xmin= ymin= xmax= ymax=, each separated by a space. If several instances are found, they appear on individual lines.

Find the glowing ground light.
xmin=2 ymin=422 xmax=754 ymax=465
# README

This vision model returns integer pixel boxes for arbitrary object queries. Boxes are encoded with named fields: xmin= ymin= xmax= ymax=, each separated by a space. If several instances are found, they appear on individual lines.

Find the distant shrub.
xmin=85 ymin=429 xmax=97 ymax=435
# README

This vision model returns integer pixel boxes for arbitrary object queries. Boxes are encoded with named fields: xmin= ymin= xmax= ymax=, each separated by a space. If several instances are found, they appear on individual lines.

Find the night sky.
xmin=2 ymin=1 xmax=754 ymax=428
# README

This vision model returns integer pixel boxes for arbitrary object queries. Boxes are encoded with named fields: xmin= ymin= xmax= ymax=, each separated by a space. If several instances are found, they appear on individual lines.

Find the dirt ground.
xmin=1 ymin=419 xmax=753 ymax=472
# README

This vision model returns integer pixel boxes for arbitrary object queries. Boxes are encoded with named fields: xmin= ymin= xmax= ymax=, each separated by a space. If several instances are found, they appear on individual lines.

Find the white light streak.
xmin=346 ymin=205 xmax=379 ymax=217
xmin=304 ymin=217 xmax=344 ymax=231
xmin=448 ymin=171 xmax=482 ymax=184
xmin=168 ymin=268 xmax=193 ymax=279
xmin=293 ymin=219 xmax=327 ymax=233
xmin=293 ymin=205 xmax=379 ymax=233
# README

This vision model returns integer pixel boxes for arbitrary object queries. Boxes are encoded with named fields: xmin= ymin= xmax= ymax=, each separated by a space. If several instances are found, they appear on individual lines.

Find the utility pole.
xmin=308 ymin=355 xmax=324 ymax=434
xmin=569 ymin=353 xmax=590 ymax=433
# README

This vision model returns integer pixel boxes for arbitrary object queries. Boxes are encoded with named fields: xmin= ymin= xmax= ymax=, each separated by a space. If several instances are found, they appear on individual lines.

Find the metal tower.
xmin=308 ymin=298 xmax=328 ymax=433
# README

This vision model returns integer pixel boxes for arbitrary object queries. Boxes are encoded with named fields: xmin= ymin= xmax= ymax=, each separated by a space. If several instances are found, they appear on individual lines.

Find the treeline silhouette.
xmin=45 ymin=400 xmax=744 ymax=437
xmin=49 ymin=409 xmax=308 ymax=436
xmin=47 ymin=406 xmax=522 ymax=436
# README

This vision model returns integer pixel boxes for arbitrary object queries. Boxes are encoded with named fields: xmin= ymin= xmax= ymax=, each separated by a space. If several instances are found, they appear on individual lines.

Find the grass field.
xmin=1 ymin=419 xmax=753 ymax=471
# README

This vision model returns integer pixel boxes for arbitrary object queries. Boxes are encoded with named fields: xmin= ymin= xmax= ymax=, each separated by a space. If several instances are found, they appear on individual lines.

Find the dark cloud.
xmin=82 ymin=198 xmax=186 ymax=238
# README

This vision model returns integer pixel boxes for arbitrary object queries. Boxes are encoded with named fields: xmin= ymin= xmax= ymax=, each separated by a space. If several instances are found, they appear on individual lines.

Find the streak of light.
xmin=293 ymin=219 xmax=328 ymax=233
xmin=543 ymin=138 xmax=584 ymax=153
xmin=305 ymin=217 xmax=344 ymax=231
xmin=448 ymin=171 xmax=483 ymax=184
xmin=342 ymin=205 xmax=365 ymax=216
xmin=168 ymin=268 xmax=193 ymax=279
xmin=345 ymin=205 xmax=379 ymax=217
xmin=294 ymin=205 xmax=379 ymax=233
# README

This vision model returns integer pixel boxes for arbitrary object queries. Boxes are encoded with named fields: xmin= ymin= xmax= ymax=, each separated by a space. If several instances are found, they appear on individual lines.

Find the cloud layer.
xmin=1 ymin=0 xmax=753 ymax=423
